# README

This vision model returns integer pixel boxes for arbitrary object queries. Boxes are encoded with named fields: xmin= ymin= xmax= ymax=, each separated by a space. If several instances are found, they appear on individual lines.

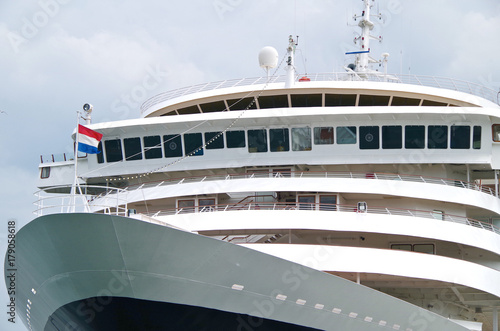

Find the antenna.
xmin=258 ymin=46 xmax=279 ymax=79
xmin=285 ymin=35 xmax=297 ymax=88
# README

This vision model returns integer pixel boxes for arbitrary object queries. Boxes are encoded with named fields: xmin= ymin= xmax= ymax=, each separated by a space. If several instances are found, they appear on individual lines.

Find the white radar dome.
xmin=258 ymin=46 xmax=279 ymax=69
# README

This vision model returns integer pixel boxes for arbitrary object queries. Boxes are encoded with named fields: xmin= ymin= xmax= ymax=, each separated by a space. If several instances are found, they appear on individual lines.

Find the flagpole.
xmin=71 ymin=111 xmax=81 ymax=212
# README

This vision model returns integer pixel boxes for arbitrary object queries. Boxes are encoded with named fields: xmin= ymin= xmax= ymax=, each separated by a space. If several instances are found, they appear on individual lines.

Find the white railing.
xmin=34 ymin=185 xmax=129 ymax=217
xmin=122 ymin=171 xmax=495 ymax=196
xmin=145 ymin=202 xmax=500 ymax=236
xmin=140 ymin=72 xmax=499 ymax=114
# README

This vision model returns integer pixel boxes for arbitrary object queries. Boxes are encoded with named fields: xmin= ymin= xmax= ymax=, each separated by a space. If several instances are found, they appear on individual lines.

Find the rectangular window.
xmin=492 ymin=124 xmax=500 ymax=142
xmin=428 ymin=125 xmax=448 ymax=149
xmin=314 ymin=127 xmax=334 ymax=144
xmin=359 ymin=126 xmax=379 ymax=149
xmin=184 ymin=133 xmax=203 ymax=156
xmin=432 ymin=210 xmax=444 ymax=220
xmin=205 ymin=132 xmax=224 ymax=150
xmin=104 ymin=139 xmax=123 ymax=163
xmin=298 ymin=195 xmax=315 ymax=210
xmin=337 ymin=126 xmax=356 ymax=144
xmin=97 ymin=142 xmax=104 ymax=164
xmin=144 ymin=136 xmax=163 ymax=159
xmin=382 ymin=125 xmax=402 ymax=149
xmin=124 ymin=137 xmax=142 ymax=161
xmin=405 ymin=126 xmax=425 ymax=149
xmin=226 ymin=130 xmax=246 ymax=148
xmin=163 ymin=135 xmax=182 ymax=158
xmin=391 ymin=97 xmax=421 ymax=106
xmin=291 ymin=127 xmax=312 ymax=151
xmin=258 ymin=95 xmax=289 ymax=109
xmin=473 ymin=126 xmax=481 ymax=149
xmin=248 ymin=129 xmax=268 ymax=153
xmin=177 ymin=199 xmax=195 ymax=214
xmin=199 ymin=198 xmax=216 ymax=211
xmin=391 ymin=244 xmax=412 ymax=251
xmin=450 ymin=125 xmax=470 ymax=149
xmin=227 ymin=97 xmax=257 ymax=110
xmin=413 ymin=244 xmax=435 ymax=254
xmin=319 ymin=195 xmax=336 ymax=211
xmin=41 ymin=167 xmax=50 ymax=179
xmin=290 ymin=94 xmax=322 ymax=107
xmin=270 ymin=128 xmax=289 ymax=152
xmin=358 ymin=95 xmax=390 ymax=106
xmin=325 ymin=94 xmax=356 ymax=106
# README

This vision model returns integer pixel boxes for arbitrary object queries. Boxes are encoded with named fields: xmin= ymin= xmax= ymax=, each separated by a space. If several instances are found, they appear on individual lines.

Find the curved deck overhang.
xmin=140 ymin=76 xmax=499 ymax=118
xmin=239 ymin=243 xmax=500 ymax=302
xmin=157 ymin=210 xmax=500 ymax=257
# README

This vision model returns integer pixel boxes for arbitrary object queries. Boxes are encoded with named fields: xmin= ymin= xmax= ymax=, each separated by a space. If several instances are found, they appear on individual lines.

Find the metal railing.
xmin=34 ymin=185 xmax=129 ymax=216
xmin=140 ymin=72 xmax=499 ymax=114
xmin=144 ymin=202 xmax=500 ymax=236
xmin=122 ymin=171 xmax=495 ymax=196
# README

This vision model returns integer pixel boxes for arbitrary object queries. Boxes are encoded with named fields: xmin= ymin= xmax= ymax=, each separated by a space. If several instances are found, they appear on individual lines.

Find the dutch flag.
xmin=77 ymin=124 xmax=103 ymax=154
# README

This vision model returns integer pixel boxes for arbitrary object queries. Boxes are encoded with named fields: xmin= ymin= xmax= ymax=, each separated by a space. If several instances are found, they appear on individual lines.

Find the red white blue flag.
xmin=77 ymin=124 xmax=103 ymax=154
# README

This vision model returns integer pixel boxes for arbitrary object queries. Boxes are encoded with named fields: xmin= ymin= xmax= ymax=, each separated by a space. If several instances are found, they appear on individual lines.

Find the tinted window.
xmin=359 ymin=95 xmax=390 ymax=106
xmin=428 ymin=125 xmax=448 ymax=149
xmin=325 ymin=94 xmax=356 ymax=106
xmin=163 ymin=135 xmax=182 ymax=158
xmin=450 ymin=126 xmax=470 ymax=149
xmin=184 ymin=133 xmax=203 ymax=156
xmin=205 ymin=132 xmax=224 ymax=150
xmin=405 ymin=126 xmax=425 ymax=149
xmin=258 ymin=95 xmax=289 ymax=109
xmin=144 ymin=136 xmax=162 ymax=159
xmin=359 ymin=126 xmax=379 ymax=149
xmin=97 ymin=142 xmax=104 ymax=164
xmin=227 ymin=97 xmax=257 ymax=110
xmin=422 ymin=100 xmax=447 ymax=107
xmin=226 ymin=130 xmax=246 ymax=148
xmin=200 ymin=101 xmax=226 ymax=113
xmin=177 ymin=105 xmax=200 ymax=115
xmin=270 ymin=128 xmax=289 ymax=152
xmin=292 ymin=127 xmax=312 ymax=151
xmin=473 ymin=126 xmax=481 ymax=149
xmin=291 ymin=94 xmax=322 ymax=107
xmin=104 ymin=139 xmax=123 ymax=163
xmin=248 ymin=129 xmax=267 ymax=153
xmin=391 ymin=97 xmax=421 ymax=106
xmin=382 ymin=126 xmax=402 ymax=149
xmin=337 ymin=126 xmax=356 ymax=144
xmin=124 ymin=137 xmax=142 ymax=161
xmin=314 ymin=127 xmax=334 ymax=144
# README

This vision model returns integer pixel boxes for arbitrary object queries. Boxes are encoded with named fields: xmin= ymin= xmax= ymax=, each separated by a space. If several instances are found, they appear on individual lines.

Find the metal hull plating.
xmin=10 ymin=213 xmax=468 ymax=331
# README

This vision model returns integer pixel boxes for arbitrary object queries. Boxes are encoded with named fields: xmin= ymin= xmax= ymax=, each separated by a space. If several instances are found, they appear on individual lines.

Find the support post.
xmin=493 ymin=307 xmax=498 ymax=331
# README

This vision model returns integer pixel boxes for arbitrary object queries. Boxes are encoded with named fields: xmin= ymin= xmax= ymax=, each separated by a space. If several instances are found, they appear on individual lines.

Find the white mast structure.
xmin=285 ymin=35 xmax=296 ymax=88
xmin=350 ymin=0 xmax=383 ymax=76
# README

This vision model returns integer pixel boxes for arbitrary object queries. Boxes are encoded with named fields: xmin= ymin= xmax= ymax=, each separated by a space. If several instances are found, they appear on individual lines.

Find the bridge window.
xmin=124 ymin=137 xmax=142 ymax=161
xmin=450 ymin=125 xmax=470 ymax=149
xmin=325 ymin=94 xmax=356 ymax=106
xmin=473 ymin=126 xmax=481 ymax=149
xmin=104 ymin=139 xmax=123 ymax=163
xmin=405 ymin=126 xmax=425 ymax=149
xmin=184 ymin=133 xmax=203 ymax=156
xmin=391 ymin=243 xmax=435 ymax=254
xmin=227 ymin=97 xmax=257 ymax=111
xmin=258 ymin=95 xmax=289 ymax=109
xmin=205 ymin=132 xmax=224 ymax=149
xmin=248 ymin=129 xmax=268 ymax=153
xmin=226 ymin=130 xmax=246 ymax=148
xmin=428 ymin=125 xmax=448 ymax=149
xmin=359 ymin=95 xmax=390 ymax=106
xmin=382 ymin=125 xmax=402 ymax=149
xmin=200 ymin=101 xmax=226 ymax=113
xmin=314 ymin=127 xmax=334 ymax=145
xmin=291 ymin=94 xmax=322 ymax=107
xmin=176 ymin=105 xmax=200 ymax=115
xmin=292 ymin=127 xmax=312 ymax=151
xmin=422 ymin=100 xmax=447 ymax=107
xmin=359 ymin=126 xmax=380 ymax=149
xmin=144 ymin=136 xmax=162 ymax=159
xmin=41 ymin=167 xmax=50 ymax=179
xmin=391 ymin=96 xmax=421 ymax=106
xmin=337 ymin=126 xmax=356 ymax=144
xmin=97 ymin=142 xmax=104 ymax=164
xmin=163 ymin=135 xmax=182 ymax=158
xmin=270 ymin=128 xmax=290 ymax=152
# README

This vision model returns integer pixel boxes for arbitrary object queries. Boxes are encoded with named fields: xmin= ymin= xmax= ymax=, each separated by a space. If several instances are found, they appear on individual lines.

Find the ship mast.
xmin=351 ymin=0 xmax=382 ymax=74
xmin=285 ymin=35 xmax=296 ymax=88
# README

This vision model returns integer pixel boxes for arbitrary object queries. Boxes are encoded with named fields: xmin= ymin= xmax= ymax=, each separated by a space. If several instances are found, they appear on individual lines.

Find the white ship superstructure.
xmin=8 ymin=1 xmax=500 ymax=330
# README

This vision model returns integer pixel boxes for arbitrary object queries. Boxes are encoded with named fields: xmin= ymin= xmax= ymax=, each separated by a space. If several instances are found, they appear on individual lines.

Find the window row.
xmin=170 ymin=93 xmax=459 ymax=115
xmin=97 ymin=125 xmax=482 ymax=163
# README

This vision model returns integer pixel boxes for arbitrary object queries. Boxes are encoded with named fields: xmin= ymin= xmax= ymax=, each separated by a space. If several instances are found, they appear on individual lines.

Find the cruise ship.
xmin=6 ymin=1 xmax=500 ymax=330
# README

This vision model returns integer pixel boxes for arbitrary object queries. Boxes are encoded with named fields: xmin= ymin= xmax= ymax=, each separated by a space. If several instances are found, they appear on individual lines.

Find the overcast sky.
xmin=1 ymin=1 xmax=500 ymax=330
